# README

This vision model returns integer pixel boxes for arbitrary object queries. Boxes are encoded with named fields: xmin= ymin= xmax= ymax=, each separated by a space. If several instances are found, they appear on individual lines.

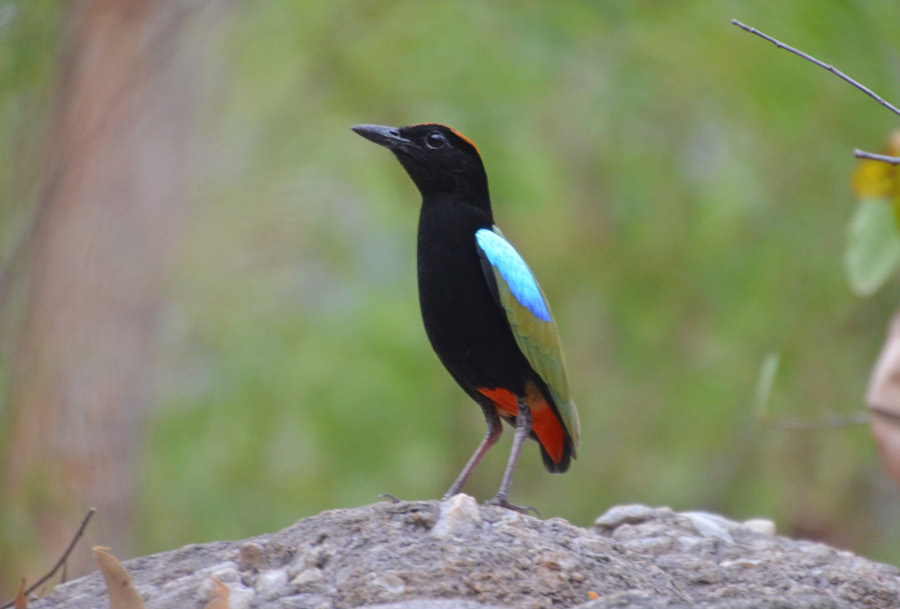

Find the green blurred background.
xmin=4 ymin=0 xmax=900 ymax=579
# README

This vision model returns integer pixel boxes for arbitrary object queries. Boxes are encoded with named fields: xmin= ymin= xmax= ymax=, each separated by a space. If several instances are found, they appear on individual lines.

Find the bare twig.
xmin=854 ymin=149 xmax=900 ymax=165
xmin=753 ymin=353 xmax=869 ymax=430
xmin=756 ymin=411 xmax=870 ymax=431
xmin=732 ymin=19 xmax=900 ymax=164
xmin=0 ymin=508 xmax=97 ymax=609
xmin=731 ymin=19 xmax=900 ymax=119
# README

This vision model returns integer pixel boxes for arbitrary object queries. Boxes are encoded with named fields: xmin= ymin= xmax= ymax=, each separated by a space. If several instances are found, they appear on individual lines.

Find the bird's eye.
xmin=426 ymin=132 xmax=447 ymax=149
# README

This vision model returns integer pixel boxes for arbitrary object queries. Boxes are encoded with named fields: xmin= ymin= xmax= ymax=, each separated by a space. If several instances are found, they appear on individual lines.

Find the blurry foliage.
xmin=847 ymin=131 xmax=900 ymax=296
xmin=4 ymin=0 xmax=900 ymax=568
xmin=0 ymin=0 xmax=62 ymax=309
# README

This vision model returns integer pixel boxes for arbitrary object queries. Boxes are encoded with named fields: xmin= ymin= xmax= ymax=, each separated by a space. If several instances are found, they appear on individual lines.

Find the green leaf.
xmin=845 ymin=198 xmax=900 ymax=297
xmin=754 ymin=352 xmax=780 ymax=420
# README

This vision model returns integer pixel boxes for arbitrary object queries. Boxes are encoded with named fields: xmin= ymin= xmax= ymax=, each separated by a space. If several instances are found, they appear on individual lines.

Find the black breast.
xmin=416 ymin=194 xmax=532 ymax=396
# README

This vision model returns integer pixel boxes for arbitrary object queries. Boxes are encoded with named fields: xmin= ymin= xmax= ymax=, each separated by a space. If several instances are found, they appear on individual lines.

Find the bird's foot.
xmin=485 ymin=495 xmax=541 ymax=517
xmin=378 ymin=493 xmax=402 ymax=503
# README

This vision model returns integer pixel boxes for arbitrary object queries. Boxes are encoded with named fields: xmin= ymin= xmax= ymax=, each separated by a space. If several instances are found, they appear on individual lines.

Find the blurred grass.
xmin=4 ymin=0 xmax=900 ymax=565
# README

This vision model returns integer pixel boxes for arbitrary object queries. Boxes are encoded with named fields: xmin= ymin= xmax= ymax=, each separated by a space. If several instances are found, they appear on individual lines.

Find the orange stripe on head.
xmin=477 ymin=383 xmax=567 ymax=465
xmin=448 ymin=128 xmax=480 ymax=155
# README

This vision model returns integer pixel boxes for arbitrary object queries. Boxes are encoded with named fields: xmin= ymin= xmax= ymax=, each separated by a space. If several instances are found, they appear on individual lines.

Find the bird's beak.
xmin=351 ymin=124 xmax=411 ymax=150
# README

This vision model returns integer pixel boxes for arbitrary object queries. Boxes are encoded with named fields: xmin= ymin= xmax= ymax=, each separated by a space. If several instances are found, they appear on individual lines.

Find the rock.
xmin=27 ymin=499 xmax=900 ymax=609
xmin=359 ymin=602 xmax=505 ymax=609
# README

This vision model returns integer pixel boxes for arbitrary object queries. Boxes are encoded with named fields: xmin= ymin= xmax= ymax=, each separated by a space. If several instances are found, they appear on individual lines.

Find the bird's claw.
xmin=485 ymin=496 xmax=541 ymax=517
xmin=378 ymin=493 xmax=402 ymax=503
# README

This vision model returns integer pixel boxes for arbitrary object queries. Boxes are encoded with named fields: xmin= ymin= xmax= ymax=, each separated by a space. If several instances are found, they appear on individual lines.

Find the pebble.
xmin=201 ymin=562 xmax=240 ymax=582
xmin=432 ymin=494 xmax=481 ymax=538
xmin=200 ymin=578 xmax=255 ymax=609
xmin=682 ymin=511 xmax=735 ymax=543
xmin=369 ymin=572 xmax=406 ymax=596
xmin=593 ymin=504 xmax=661 ymax=529
xmin=256 ymin=569 xmax=288 ymax=597
xmin=279 ymin=593 xmax=333 ymax=609
xmin=741 ymin=518 xmax=776 ymax=536
xmin=720 ymin=558 xmax=763 ymax=570
xmin=238 ymin=543 xmax=265 ymax=570
xmin=622 ymin=536 xmax=674 ymax=555
xmin=292 ymin=567 xmax=326 ymax=587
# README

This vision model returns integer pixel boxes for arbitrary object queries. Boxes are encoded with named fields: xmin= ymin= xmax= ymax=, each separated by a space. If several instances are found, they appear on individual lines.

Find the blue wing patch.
xmin=475 ymin=228 xmax=551 ymax=322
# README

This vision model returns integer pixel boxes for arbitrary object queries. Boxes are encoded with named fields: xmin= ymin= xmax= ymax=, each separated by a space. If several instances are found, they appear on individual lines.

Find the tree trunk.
xmin=2 ymin=0 xmax=200 ymax=593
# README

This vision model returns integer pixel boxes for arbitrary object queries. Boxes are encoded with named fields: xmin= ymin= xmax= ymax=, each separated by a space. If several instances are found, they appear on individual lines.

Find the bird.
xmin=351 ymin=123 xmax=580 ymax=511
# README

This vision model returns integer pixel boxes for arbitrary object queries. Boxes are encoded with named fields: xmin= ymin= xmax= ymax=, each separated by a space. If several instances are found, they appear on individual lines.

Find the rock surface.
xmin=28 ymin=497 xmax=900 ymax=609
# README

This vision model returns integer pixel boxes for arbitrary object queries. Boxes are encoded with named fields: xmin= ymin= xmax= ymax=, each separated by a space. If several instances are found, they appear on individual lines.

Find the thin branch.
xmin=756 ymin=411 xmax=870 ymax=431
xmin=734 ymin=22 xmax=900 ymax=423
xmin=753 ymin=353 xmax=870 ymax=430
xmin=854 ymin=149 xmax=900 ymax=165
xmin=0 ymin=508 xmax=97 ymax=609
xmin=731 ymin=19 xmax=900 ymax=120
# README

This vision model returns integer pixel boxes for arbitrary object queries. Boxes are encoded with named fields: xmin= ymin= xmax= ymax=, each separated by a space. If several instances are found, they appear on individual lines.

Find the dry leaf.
xmin=866 ymin=312 xmax=900 ymax=485
xmin=15 ymin=579 xmax=27 ymax=609
xmin=203 ymin=576 xmax=230 ymax=609
xmin=92 ymin=546 xmax=145 ymax=609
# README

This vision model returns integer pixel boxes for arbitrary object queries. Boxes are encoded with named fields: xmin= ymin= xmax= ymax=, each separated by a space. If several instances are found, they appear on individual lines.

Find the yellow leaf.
xmin=203 ymin=577 xmax=231 ymax=609
xmin=92 ymin=546 xmax=145 ymax=609
xmin=852 ymin=130 xmax=900 ymax=199
xmin=852 ymin=158 xmax=895 ymax=198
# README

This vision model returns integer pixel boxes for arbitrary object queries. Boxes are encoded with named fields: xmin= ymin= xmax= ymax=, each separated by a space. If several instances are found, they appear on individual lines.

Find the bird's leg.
xmin=487 ymin=399 xmax=538 ymax=515
xmin=442 ymin=407 xmax=502 ymax=500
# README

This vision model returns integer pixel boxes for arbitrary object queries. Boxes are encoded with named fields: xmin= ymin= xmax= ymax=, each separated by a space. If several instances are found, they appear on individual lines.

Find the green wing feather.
xmin=476 ymin=226 xmax=581 ymax=451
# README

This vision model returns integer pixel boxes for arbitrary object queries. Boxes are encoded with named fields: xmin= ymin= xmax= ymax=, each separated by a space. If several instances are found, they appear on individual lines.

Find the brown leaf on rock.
xmin=15 ymin=579 xmax=27 ymax=609
xmin=92 ymin=547 xmax=144 ymax=609
xmin=203 ymin=577 xmax=230 ymax=609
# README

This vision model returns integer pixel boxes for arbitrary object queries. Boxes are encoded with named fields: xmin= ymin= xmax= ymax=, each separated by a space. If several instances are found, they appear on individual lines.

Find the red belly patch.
xmin=477 ymin=383 xmax=565 ymax=464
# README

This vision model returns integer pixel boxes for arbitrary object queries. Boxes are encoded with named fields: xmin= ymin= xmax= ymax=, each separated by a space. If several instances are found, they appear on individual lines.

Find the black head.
xmin=352 ymin=123 xmax=490 ymax=207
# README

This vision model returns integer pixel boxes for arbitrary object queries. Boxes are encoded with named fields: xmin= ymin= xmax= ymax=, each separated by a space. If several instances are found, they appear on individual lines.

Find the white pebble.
xmin=432 ymin=494 xmax=481 ymax=538
xmin=682 ymin=512 xmax=734 ymax=543
xmin=741 ymin=518 xmax=776 ymax=536
xmin=256 ymin=569 xmax=288 ymax=596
